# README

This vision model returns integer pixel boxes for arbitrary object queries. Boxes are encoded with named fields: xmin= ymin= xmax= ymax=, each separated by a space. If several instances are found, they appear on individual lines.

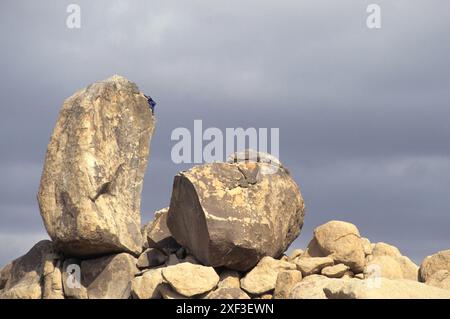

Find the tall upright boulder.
xmin=167 ymin=152 xmax=305 ymax=271
xmin=38 ymin=75 xmax=155 ymax=257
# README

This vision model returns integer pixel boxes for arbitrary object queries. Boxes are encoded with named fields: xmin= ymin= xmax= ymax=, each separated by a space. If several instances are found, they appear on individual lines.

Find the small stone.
xmin=137 ymin=248 xmax=168 ymax=269
xmin=296 ymin=257 xmax=334 ymax=276
xmin=240 ymin=256 xmax=296 ymax=295
xmin=274 ymin=270 xmax=302 ymax=299
xmin=131 ymin=268 xmax=164 ymax=299
xmin=321 ymin=264 xmax=350 ymax=278
xmin=162 ymin=263 xmax=219 ymax=297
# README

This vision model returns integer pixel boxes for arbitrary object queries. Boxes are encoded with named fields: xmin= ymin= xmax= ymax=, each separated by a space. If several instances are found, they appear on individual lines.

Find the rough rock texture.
xmin=371 ymin=242 xmax=401 ymax=258
xmin=288 ymin=249 xmax=304 ymax=262
xmin=321 ymin=264 xmax=350 ymax=278
xmin=218 ymin=270 xmax=241 ymax=289
xmin=288 ymin=275 xmax=331 ymax=299
xmin=296 ymin=257 xmax=334 ymax=276
xmin=42 ymin=258 xmax=64 ymax=299
xmin=274 ymin=270 xmax=302 ymax=299
xmin=424 ymin=270 xmax=450 ymax=290
xmin=162 ymin=263 xmax=219 ymax=297
xmin=131 ymin=268 xmax=164 ymax=299
xmin=0 ymin=240 xmax=57 ymax=299
xmin=143 ymin=208 xmax=180 ymax=254
xmin=167 ymin=155 xmax=305 ymax=271
xmin=240 ymin=256 xmax=297 ymax=295
xmin=305 ymin=221 xmax=365 ymax=273
xmin=324 ymin=278 xmax=450 ymax=299
xmin=420 ymin=250 xmax=450 ymax=282
xmin=365 ymin=246 xmax=419 ymax=281
xmin=206 ymin=287 xmax=250 ymax=299
xmin=38 ymin=75 xmax=155 ymax=257
xmin=158 ymin=283 xmax=187 ymax=299
xmin=81 ymin=253 xmax=138 ymax=299
xmin=137 ymin=248 xmax=168 ymax=269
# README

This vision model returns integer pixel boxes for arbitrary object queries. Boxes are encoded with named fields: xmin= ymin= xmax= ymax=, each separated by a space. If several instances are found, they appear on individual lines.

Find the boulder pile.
xmin=0 ymin=76 xmax=449 ymax=299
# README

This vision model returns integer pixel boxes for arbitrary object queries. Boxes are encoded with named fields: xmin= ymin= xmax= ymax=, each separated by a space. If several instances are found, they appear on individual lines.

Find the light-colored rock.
xmin=354 ymin=273 xmax=364 ymax=279
xmin=137 ymin=248 xmax=168 ymax=269
xmin=420 ymin=250 xmax=450 ymax=282
xmin=361 ymin=237 xmax=372 ymax=256
xmin=296 ymin=257 xmax=334 ymax=276
xmin=81 ymin=253 xmax=138 ymax=299
xmin=162 ymin=263 xmax=219 ymax=297
xmin=143 ymin=208 xmax=181 ymax=254
xmin=167 ymin=152 xmax=305 ymax=271
xmin=43 ymin=259 xmax=64 ymax=299
xmin=371 ymin=242 xmax=402 ymax=258
xmin=131 ymin=268 xmax=164 ymax=299
xmin=306 ymin=221 xmax=365 ymax=273
xmin=288 ymin=275 xmax=331 ymax=299
xmin=38 ymin=75 xmax=155 ymax=257
xmin=425 ymin=270 xmax=450 ymax=291
xmin=240 ymin=256 xmax=297 ymax=295
xmin=288 ymin=249 xmax=304 ymax=261
xmin=206 ymin=287 xmax=250 ymax=299
xmin=324 ymin=278 xmax=450 ymax=299
xmin=0 ymin=240 xmax=56 ymax=299
xmin=259 ymin=293 xmax=273 ymax=299
xmin=218 ymin=270 xmax=241 ymax=289
xmin=158 ymin=283 xmax=188 ymax=299
xmin=321 ymin=264 xmax=349 ymax=278
xmin=364 ymin=255 xmax=418 ymax=281
xmin=274 ymin=270 xmax=302 ymax=299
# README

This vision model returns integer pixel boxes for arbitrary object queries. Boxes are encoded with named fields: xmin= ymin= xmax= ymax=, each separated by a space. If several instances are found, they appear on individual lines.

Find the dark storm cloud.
xmin=1 ymin=0 xmax=449 ymax=265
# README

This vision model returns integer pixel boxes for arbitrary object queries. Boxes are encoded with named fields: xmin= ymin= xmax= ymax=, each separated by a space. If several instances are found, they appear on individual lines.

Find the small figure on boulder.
xmin=144 ymin=94 xmax=156 ymax=114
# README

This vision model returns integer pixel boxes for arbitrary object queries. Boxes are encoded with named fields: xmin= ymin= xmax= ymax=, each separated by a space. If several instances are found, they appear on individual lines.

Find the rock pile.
xmin=0 ymin=76 xmax=449 ymax=299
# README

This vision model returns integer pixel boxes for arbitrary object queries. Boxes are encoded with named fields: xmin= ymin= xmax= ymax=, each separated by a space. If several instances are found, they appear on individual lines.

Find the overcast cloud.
xmin=0 ymin=0 xmax=449 ymax=266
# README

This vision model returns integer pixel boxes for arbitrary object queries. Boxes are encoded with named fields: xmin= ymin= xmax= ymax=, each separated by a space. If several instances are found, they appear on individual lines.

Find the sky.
xmin=0 ymin=0 xmax=449 ymax=266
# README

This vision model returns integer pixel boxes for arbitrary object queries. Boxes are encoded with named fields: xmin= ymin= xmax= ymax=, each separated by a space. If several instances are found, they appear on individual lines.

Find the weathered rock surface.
xmin=131 ymin=268 xmax=164 ymax=299
xmin=274 ymin=270 xmax=302 ymax=299
xmin=424 ymin=270 xmax=450 ymax=290
xmin=218 ymin=270 xmax=241 ymax=289
xmin=162 ymin=263 xmax=219 ymax=297
xmin=420 ymin=250 xmax=450 ymax=282
xmin=206 ymin=287 xmax=250 ymax=299
xmin=365 ymin=245 xmax=419 ymax=281
xmin=38 ymin=75 xmax=155 ymax=257
xmin=81 ymin=253 xmax=138 ymax=299
xmin=324 ymin=278 xmax=450 ymax=299
xmin=0 ymin=240 xmax=57 ymax=299
xmin=240 ymin=256 xmax=297 ymax=295
xmin=288 ymin=275 xmax=331 ymax=299
xmin=321 ymin=264 xmax=349 ymax=278
xmin=42 ymin=258 xmax=64 ymax=299
xmin=143 ymin=208 xmax=181 ymax=254
xmin=305 ymin=221 xmax=365 ymax=273
xmin=296 ymin=257 xmax=334 ymax=276
xmin=167 ymin=153 xmax=305 ymax=271
xmin=137 ymin=248 xmax=168 ymax=269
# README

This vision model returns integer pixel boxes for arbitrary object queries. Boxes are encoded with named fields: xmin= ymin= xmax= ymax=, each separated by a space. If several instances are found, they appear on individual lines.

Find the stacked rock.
xmin=0 ymin=76 xmax=449 ymax=299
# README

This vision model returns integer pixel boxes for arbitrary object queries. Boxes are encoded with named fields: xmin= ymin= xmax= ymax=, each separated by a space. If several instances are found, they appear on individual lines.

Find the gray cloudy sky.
xmin=0 ymin=0 xmax=449 ymax=266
